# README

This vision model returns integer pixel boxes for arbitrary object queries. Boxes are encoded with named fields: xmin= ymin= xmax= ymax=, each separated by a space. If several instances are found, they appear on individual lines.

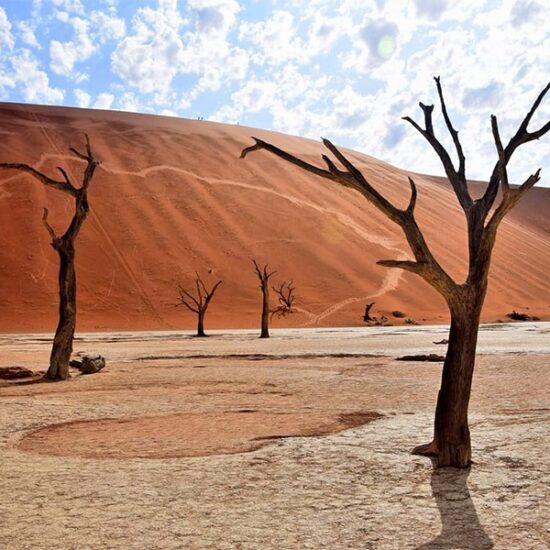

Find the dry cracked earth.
xmin=0 ymin=323 xmax=549 ymax=549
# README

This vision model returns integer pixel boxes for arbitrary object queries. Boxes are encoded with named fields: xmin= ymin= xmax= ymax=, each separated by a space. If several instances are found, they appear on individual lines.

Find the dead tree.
xmin=177 ymin=273 xmax=222 ymax=337
xmin=252 ymin=259 xmax=276 ymax=338
xmin=0 ymin=135 xmax=100 ymax=381
xmin=241 ymin=78 xmax=550 ymax=467
xmin=363 ymin=302 xmax=375 ymax=322
xmin=271 ymin=280 xmax=296 ymax=319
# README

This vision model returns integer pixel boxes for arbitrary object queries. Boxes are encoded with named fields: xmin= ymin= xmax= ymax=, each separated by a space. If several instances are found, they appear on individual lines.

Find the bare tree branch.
xmin=204 ymin=280 xmax=222 ymax=308
xmin=242 ymin=137 xmax=456 ymax=297
xmin=402 ymin=79 xmax=473 ymax=213
xmin=321 ymin=154 xmax=344 ymax=176
xmin=434 ymin=76 xmax=466 ymax=182
xmin=177 ymin=274 xmax=222 ymax=319
xmin=490 ymin=115 xmax=509 ymax=197
xmin=517 ymin=82 xmax=550 ymax=135
xmin=419 ymin=102 xmax=435 ymax=135
xmin=406 ymin=176 xmax=418 ymax=215
xmin=41 ymin=208 xmax=58 ymax=243
xmin=486 ymin=169 xmax=541 ymax=232
xmin=252 ymin=258 xmax=276 ymax=283
xmin=85 ymin=133 xmax=93 ymax=159
xmin=241 ymin=137 xmax=338 ymax=181
xmin=56 ymin=166 xmax=73 ymax=187
xmin=270 ymin=280 xmax=296 ymax=318
xmin=68 ymin=147 xmax=88 ymax=161
xmin=478 ymin=82 xmax=550 ymax=218
xmin=376 ymin=259 xmax=428 ymax=275
xmin=0 ymin=163 xmax=77 ymax=196
xmin=177 ymin=285 xmax=200 ymax=313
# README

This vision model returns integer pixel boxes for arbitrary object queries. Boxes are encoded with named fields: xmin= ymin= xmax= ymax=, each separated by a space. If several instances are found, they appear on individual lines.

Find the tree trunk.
xmin=416 ymin=294 xmax=483 ymax=467
xmin=260 ymin=285 xmax=270 ymax=338
xmin=45 ymin=242 xmax=76 ymax=380
xmin=197 ymin=311 xmax=206 ymax=337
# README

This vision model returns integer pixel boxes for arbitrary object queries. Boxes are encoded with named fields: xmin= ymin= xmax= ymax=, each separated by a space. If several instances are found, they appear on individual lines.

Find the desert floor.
xmin=0 ymin=323 xmax=549 ymax=549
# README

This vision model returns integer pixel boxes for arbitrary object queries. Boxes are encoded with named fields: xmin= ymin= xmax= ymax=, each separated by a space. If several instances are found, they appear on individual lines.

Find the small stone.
xmin=71 ymin=354 xmax=106 ymax=375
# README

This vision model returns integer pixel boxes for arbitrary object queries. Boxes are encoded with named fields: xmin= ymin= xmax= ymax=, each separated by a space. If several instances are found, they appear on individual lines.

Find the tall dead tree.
xmin=0 ymin=135 xmax=100 ymax=381
xmin=252 ymin=259 xmax=276 ymax=338
xmin=271 ymin=280 xmax=296 ymax=319
xmin=241 ymin=79 xmax=550 ymax=467
xmin=177 ymin=273 xmax=222 ymax=337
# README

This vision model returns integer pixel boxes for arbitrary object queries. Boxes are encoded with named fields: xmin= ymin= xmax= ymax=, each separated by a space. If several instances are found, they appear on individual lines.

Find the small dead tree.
xmin=0 ymin=135 xmax=100 ymax=381
xmin=252 ymin=259 xmax=276 ymax=338
xmin=241 ymin=79 xmax=550 ymax=467
xmin=271 ymin=280 xmax=296 ymax=319
xmin=177 ymin=273 xmax=222 ymax=337
xmin=363 ymin=302 xmax=375 ymax=322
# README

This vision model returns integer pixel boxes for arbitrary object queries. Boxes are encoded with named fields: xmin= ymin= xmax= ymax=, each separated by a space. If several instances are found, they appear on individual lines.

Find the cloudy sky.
xmin=0 ymin=0 xmax=549 ymax=185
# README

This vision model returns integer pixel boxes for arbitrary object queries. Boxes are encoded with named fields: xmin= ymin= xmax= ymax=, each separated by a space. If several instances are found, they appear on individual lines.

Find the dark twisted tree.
xmin=241 ymin=78 xmax=550 ymax=467
xmin=271 ymin=280 xmax=296 ymax=319
xmin=177 ymin=273 xmax=222 ymax=337
xmin=252 ymin=259 xmax=276 ymax=338
xmin=0 ymin=135 xmax=101 ymax=380
xmin=363 ymin=302 xmax=375 ymax=322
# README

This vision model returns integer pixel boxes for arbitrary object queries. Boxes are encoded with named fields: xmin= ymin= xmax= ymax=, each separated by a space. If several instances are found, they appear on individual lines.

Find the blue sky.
xmin=0 ymin=0 xmax=549 ymax=185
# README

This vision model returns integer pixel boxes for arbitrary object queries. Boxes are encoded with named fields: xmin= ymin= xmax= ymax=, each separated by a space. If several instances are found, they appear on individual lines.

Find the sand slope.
xmin=0 ymin=103 xmax=548 ymax=331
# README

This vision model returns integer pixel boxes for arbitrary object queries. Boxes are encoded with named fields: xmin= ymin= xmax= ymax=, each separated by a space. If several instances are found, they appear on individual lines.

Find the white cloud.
xmin=239 ymin=11 xmax=307 ymax=66
xmin=462 ymin=81 xmax=504 ymax=109
xmin=188 ymin=0 xmax=240 ymax=34
xmin=117 ymin=91 xmax=141 ymax=112
xmin=11 ymin=49 xmax=64 ymax=104
xmin=17 ymin=21 xmax=40 ymax=48
xmin=51 ymin=0 xmax=84 ymax=15
xmin=0 ymin=7 xmax=15 ymax=51
xmin=1 ymin=0 xmax=548 ymax=187
xmin=50 ymin=11 xmax=125 ymax=77
xmin=414 ymin=0 xmax=449 ymax=19
xmin=74 ymin=88 xmax=90 ymax=107
xmin=50 ymin=17 xmax=95 ymax=76
xmin=90 ymin=10 xmax=126 ymax=41
xmin=112 ymin=0 xmax=247 ymax=101
xmin=510 ymin=0 xmax=544 ymax=26
xmin=111 ymin=4 xmax=186 ymax=94
xmin=55 ymin=10 xmax=70 ymax=23
xmin=93 ymin=92 xmax=114 ymax=109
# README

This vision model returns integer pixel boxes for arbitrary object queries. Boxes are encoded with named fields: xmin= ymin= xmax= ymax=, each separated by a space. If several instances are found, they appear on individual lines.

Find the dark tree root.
xmin=413 ymin=441 xmax=472 ymax=468
xmin=412 ymin=441 xmax=438 ymax=457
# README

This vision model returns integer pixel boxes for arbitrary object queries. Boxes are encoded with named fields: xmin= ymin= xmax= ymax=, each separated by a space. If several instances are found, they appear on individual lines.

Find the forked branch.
xmin=177 ymin=273 xmax=222 ymax=314
xmin=0 ymin=162 xmax=77 ymax=196
xmin=271 ymin=281 xmax=296 ymax=318
xmin=486 ymin=169 xmax=541 ymax=233
xmin=479 ymin=82 xmax=550 ymax=218
xmin=241 ymin=136 xmax=455 ymax=298
xmin=434 ymin=76 xmax=466 ymax=182
xmin=402 ymin=78 xmax=472 ymax=212
xmin=490 ymin=115 xmax=509 ymax=197
xmin=0 ymin=132 xmax=101 ymax=197
xmin=252 ymin=258 xmax=276 ymax=287
xmin=41 ymin=208 xmax=59 ymax=245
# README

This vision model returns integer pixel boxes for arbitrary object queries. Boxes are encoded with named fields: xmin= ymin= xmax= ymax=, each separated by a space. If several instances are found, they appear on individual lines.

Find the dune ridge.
xmin=0 ymin=102 xmax=548 ymax=331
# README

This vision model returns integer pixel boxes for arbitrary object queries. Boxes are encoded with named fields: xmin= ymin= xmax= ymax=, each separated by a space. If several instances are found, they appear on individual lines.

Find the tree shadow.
xmin=416 ymin=464 xmax=494 ymax=549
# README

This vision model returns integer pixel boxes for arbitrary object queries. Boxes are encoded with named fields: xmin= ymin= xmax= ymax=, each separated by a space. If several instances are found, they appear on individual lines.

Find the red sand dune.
xmin=0 ymin=103 xmax=548 ymax=332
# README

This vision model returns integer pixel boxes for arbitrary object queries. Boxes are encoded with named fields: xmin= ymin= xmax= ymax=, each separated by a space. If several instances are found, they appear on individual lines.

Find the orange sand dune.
xmin=0 ymin=103 xmax=548 ymax=331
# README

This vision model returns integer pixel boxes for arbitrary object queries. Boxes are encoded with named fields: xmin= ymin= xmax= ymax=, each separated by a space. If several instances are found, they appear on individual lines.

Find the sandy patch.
xmin=19 ymin=411 xmax=381 ymax=459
